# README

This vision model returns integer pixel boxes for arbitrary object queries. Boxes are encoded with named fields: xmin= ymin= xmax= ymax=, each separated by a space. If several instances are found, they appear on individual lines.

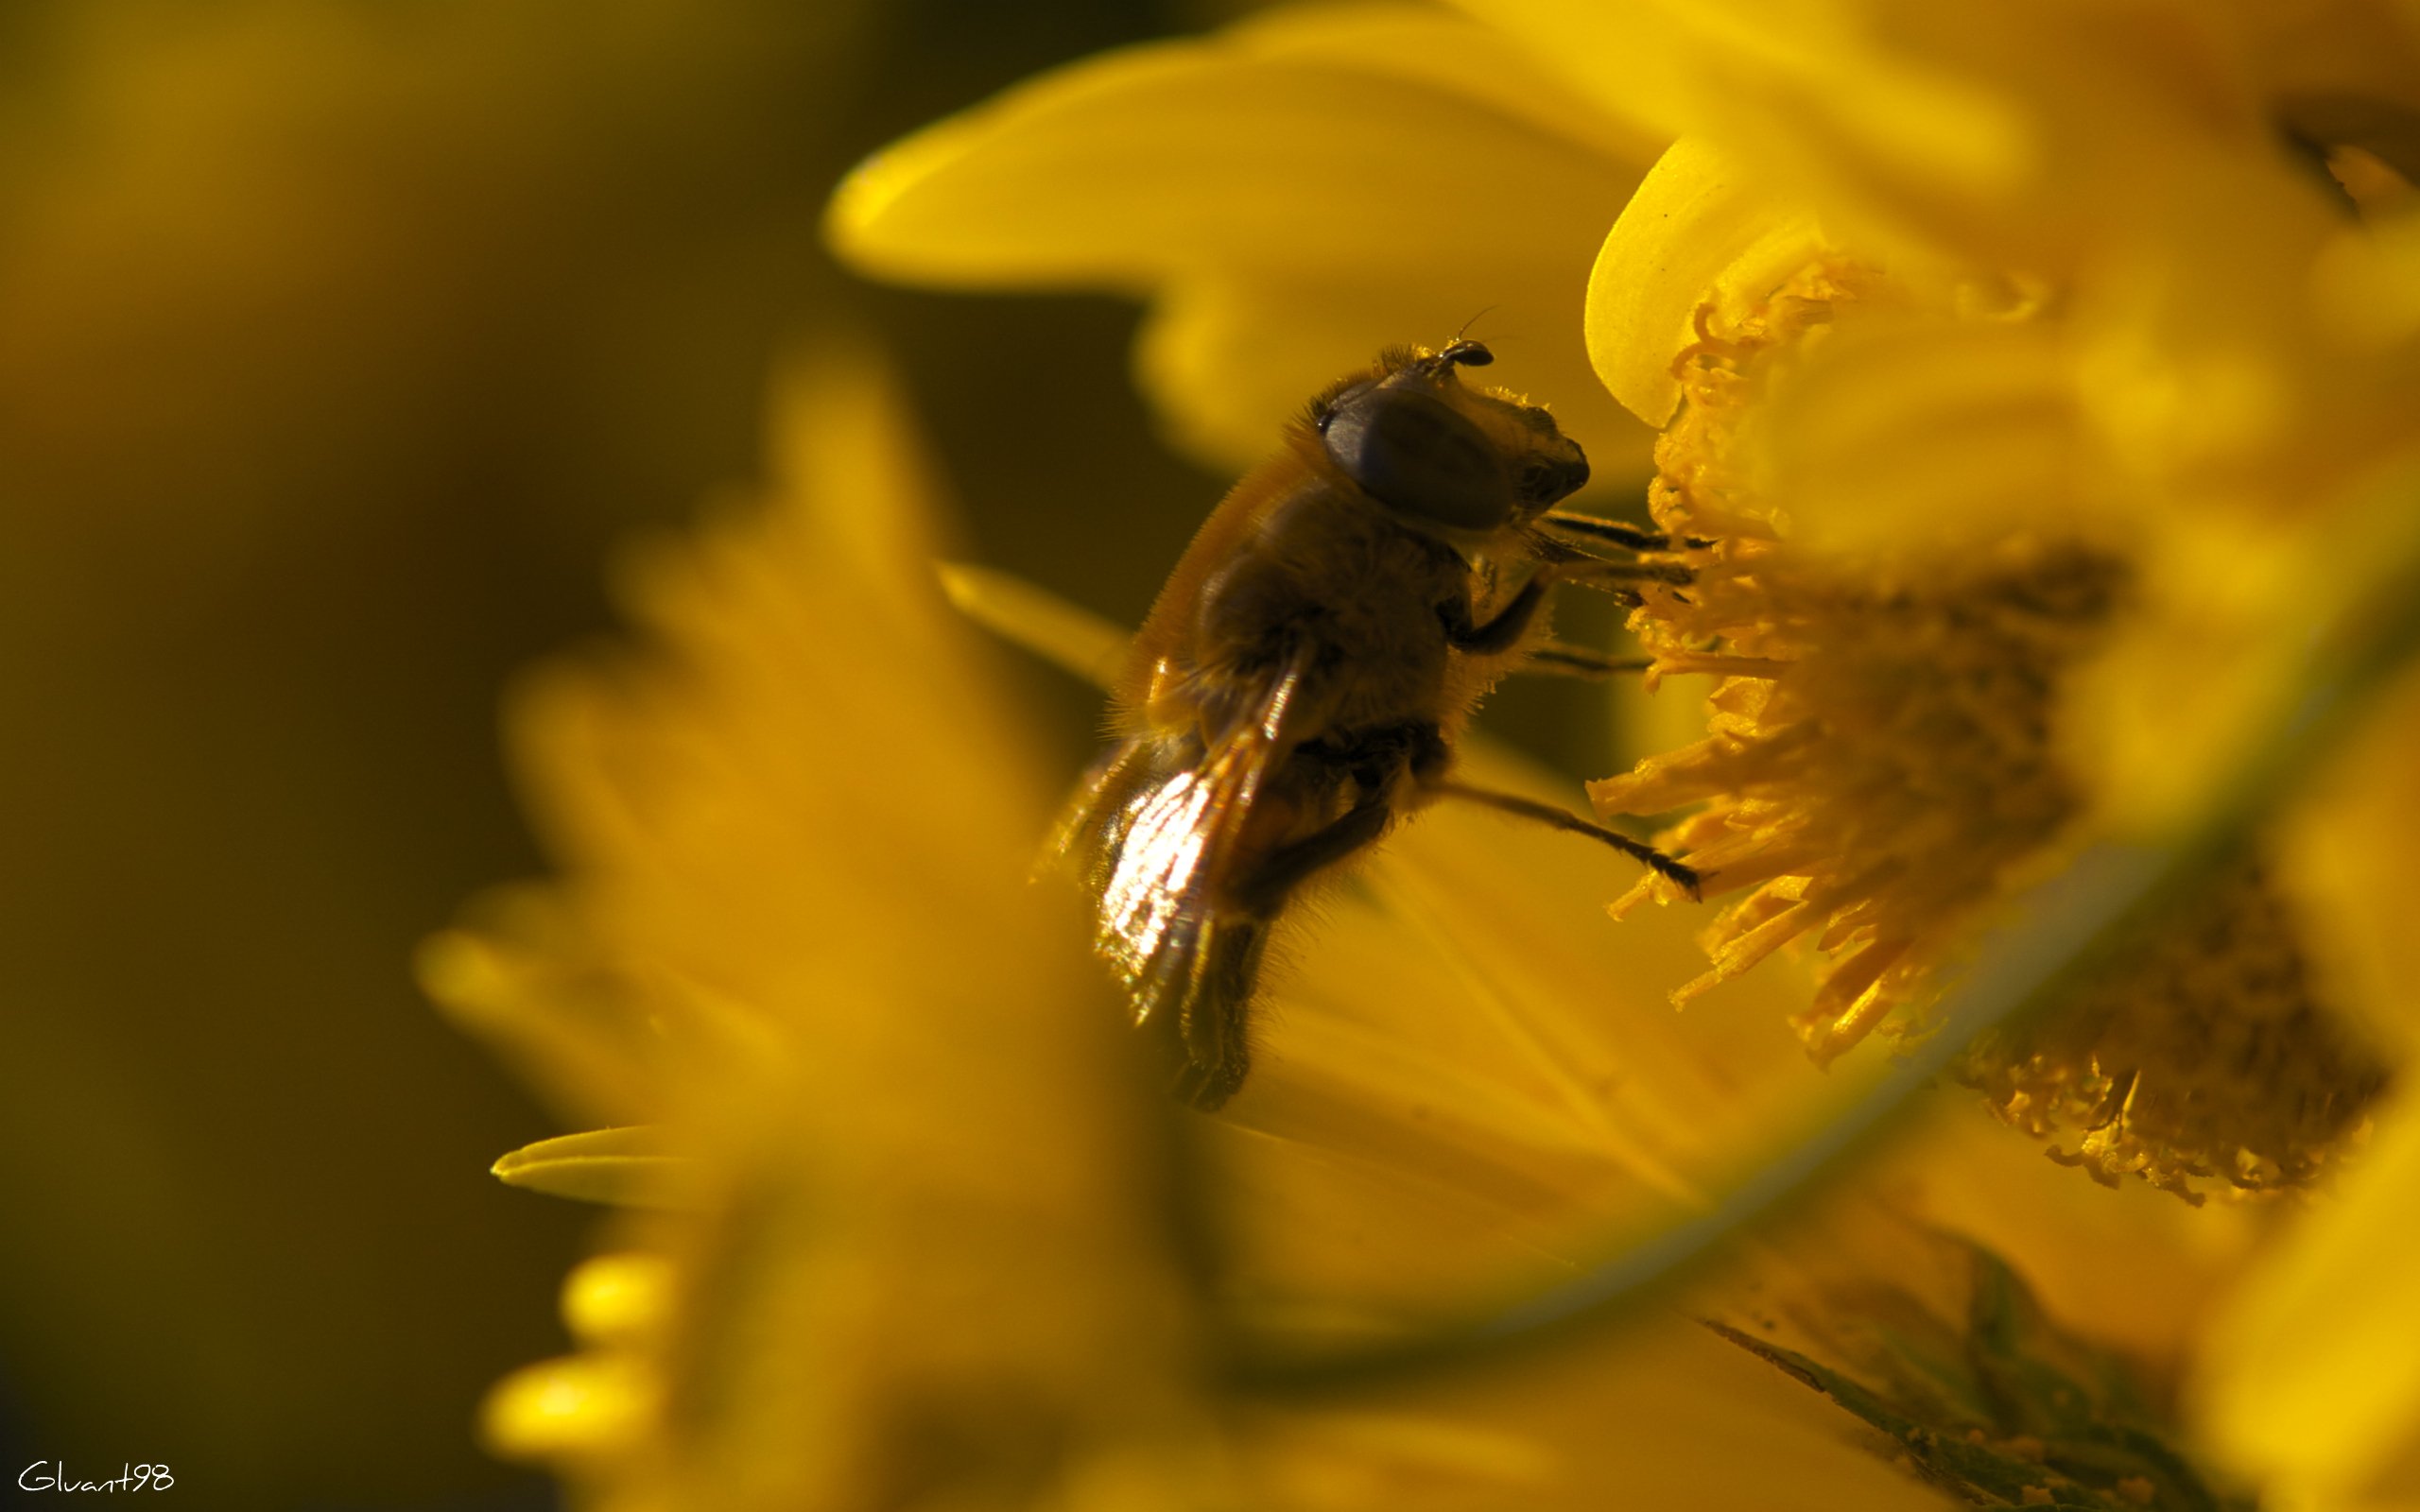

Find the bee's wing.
xmin=1053 ymin=651 xmax=1314 ymax=1108
xmin=1043 ymin=738 xmax=1150 ymax=883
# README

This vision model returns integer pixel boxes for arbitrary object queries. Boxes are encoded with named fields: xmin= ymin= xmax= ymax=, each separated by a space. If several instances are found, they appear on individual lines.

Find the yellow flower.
xmin=421 ymin=0 xmax=2420 ymax=1503
xmin=428 ymin=355 xmax=2263 ymax=1507
xmin=424 ymin=359 xmax=1211 ymax=1509
xmin=1581 ymin=246 xmax=2389 ymax=1199
xmin=1570 ymin=1 xmax=2420 ymax=1200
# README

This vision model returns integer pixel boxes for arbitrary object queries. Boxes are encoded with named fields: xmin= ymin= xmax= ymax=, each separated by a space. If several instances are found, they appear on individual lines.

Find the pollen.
xmin=1965 ymin=862 xmax=2388 ymax=1200
xmin=1593 ymin=264 xmax=2389 ymax=1200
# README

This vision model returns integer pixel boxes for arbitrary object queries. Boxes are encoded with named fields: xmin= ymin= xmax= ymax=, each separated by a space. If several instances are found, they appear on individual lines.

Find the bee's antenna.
xmin=1454 ymin=306 xmax=1497 ymax=344
xmin=1434 ymin=308 xmax=1499 ymax=370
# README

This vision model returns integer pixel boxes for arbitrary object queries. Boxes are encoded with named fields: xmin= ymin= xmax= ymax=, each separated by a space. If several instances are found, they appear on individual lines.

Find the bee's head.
xmin=1309 ymin=339 xmax=1589 ymax=536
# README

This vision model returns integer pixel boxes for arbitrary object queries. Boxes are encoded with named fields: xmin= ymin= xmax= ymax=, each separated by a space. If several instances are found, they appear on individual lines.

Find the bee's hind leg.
xmin=1172 ymin=918 xmax=1268 ymax=1111
xmin=1178 ymin=789 xmax=1406 ymax=1109
xmin=1427 ymin=781 xmax=1701 ymax=899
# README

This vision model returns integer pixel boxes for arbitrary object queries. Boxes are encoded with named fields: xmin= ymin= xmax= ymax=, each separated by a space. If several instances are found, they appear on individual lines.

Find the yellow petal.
xmin=1212 ymin=737 xmax=1831 ymax=1316
xmin=1138 ymin=273 xmax=1654 ymax=478
xmin=1443 ymin=0 xmax=1705 ymax=141
xmin=1586 ymin=137 xmax=1826 ymax=427
xmin=2196 ymin=1090 xmax=2420 ymax=1502
xmin=2289 ymin=666 xmax=2420 ymax=1059
xmin=1241 ymin=1313 xmax=1958 ymax=1511
xmin=2076 ymin=464 xmax=2420 ymax=838
xmin=560 ymin=1252 xmax=671 ymax=1346
xmin=480 ymin=1354 xmax=656 ymax=1462
xmin=2311 ymin=207 xmax=2420 ymax=352
xmin=417 ymin=908 xmax=666 ymax=1124
xmin=826 ymin=3 xmax=1657 ymax=469
xmin=829 ymin=7 xmax=1640 ymax=286
xmin=1746 ymin=306 xmax=2091 ymax=554
xmin=1473 ymin=0 xmax=2358 ymax=298
xmin=1218 ymin=1 xmax=1665 ymax=164
xmin=1207 ymin=1122 xmax=1607 ymax=1331
xmin=939 ymin=559 xmax=1130 ymax=690
xmin=1461 ymin=0 xmax=2033 ymax=217
xmin=491 ymin=1127 xmax=689 ymax=1207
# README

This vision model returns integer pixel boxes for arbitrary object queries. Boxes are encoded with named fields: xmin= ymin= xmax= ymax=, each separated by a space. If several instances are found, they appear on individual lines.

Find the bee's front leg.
xmin=1553 ymin=559 xmax=1697 ymax=589
xmin=1518 ymin=644 xmax=1654 ymax=679
xmin=1440 ymin=577 xmax=1550 ymax=655
xmin=1534 ymin=510 xmax=1670 ymax=553
xmin=1534 ymin=509 xmax=1716 ymax=556
xmin=1426 ymin=781 xmax=1702 ymax=898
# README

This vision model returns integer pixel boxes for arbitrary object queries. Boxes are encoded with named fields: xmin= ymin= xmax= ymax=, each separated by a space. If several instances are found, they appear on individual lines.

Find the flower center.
xmin=1593 ymin=264 xmax=2388 ymax=1200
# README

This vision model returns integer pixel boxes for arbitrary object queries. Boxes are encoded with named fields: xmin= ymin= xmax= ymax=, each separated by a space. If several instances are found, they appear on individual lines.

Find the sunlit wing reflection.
xmin=1099 ymin=771 xmax=1216 ymax=1008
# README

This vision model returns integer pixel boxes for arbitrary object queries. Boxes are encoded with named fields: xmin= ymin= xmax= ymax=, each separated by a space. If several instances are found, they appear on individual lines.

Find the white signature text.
xmin=18 ymin=1462 xmax=175 ymax=1493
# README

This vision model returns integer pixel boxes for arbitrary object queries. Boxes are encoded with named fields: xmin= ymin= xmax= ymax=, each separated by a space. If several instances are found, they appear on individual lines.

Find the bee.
xmin=1054 ymin=339 xmax=1700 ymax=1110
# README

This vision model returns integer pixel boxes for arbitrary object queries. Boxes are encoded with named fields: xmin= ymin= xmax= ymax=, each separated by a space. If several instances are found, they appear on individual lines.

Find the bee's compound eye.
xmin=1322 ymin=385 xmax=1512 ymax=532
xmin=1441 ymin=339 xmax=1493 ymax=368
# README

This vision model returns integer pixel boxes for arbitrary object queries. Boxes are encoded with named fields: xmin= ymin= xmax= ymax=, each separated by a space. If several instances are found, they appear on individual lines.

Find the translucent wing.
xmin=1048 ymin=649 xmax=1311 ymax=1108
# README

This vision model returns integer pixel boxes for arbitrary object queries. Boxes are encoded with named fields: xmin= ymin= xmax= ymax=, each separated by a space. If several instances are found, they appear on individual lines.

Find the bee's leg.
xmin=1230 ymin=799 xmax=1395 ymax=917
xmin=1517 ymin=643 xmax=1653 ymax=679
xmin=1441 ymin=577 xmax=1550 ymax=655
xmin=1535 ymin=511 xmax=1668 ymax=553
xmin=1174 ymin=918 xmax=1266 ymax=1111
xmin=1181 ymin=794 xmax=1405 ymax=1108
xmin=1235 ymin=721 xmax=1446 ymax=913
xmin=1536 ymin=510 xmax=1716 ymax=555
xmin=1554 ymin=559 xmax=1697 ymax=589
xmin=1427 ymin=782 xmax=1702 ymax=899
